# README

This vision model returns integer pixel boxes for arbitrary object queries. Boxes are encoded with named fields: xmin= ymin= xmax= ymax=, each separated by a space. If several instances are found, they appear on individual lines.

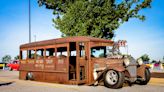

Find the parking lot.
xmin=0 ymin=70 xmax=164 ymax=92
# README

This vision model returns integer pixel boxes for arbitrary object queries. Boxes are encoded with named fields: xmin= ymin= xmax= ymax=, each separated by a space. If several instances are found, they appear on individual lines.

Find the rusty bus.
xmin=19 ymin=36 xmax=150 ymax=88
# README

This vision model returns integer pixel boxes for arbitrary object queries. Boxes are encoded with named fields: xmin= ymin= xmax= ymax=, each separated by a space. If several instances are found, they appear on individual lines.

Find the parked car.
xmin=7 ymin=60 xmax=19 ymax=71
xmin=0 ymin=63 xmax=4 ymax=69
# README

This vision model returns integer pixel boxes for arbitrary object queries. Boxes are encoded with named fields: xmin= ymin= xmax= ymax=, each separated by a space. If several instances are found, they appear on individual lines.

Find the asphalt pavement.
xmin=0 ymin=70 xmax=164 ymax=92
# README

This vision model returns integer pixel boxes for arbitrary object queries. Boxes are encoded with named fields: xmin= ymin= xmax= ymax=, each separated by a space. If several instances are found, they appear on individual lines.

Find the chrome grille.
xmin=127 ymin=65 xmax=137 ymax=77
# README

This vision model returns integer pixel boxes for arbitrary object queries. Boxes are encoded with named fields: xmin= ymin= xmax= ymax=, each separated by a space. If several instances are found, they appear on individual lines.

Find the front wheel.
xmin=103 ymin=70 xmax=125 ymax=89
xmin=138 ymin=68 xmax=151 ymax=85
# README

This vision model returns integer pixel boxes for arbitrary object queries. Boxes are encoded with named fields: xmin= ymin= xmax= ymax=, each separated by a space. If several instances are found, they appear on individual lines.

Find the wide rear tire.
xmin=103 ymin=70 xmax=125 ymax=89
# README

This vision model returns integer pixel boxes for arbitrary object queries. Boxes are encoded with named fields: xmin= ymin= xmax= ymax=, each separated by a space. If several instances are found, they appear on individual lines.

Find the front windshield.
xmin=91 ymin=46 xmax=106 ymax=58
xmin=91 ymin=46 xmax=114 ymax=58
xmin=90 ymin=44 xmax=125 ymax=58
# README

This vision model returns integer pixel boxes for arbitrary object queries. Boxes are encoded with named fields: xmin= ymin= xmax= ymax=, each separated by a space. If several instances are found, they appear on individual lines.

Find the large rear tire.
xmin=138 ymin=68 xmax=151 ymax=85
xmin=103 ymin=70 xmax=125 ymax=89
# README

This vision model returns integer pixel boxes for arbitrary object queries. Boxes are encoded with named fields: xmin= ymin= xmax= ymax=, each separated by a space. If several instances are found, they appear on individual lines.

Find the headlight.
xmin=137 ymin=58 xmax=143 ymax=65
xmin=124 ymin=58 xmax=130 ymax=66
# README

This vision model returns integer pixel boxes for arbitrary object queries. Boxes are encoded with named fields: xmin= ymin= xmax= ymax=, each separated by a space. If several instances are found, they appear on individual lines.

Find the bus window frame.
xmin=20 ymin=49 xmax=28 ymax=60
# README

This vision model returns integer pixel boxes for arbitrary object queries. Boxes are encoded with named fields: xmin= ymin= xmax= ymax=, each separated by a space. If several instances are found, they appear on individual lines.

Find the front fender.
xmin=137 ymin=64 xmax=149 ymax=78
xmin=107 ymin=64 xmax=125 ymax=72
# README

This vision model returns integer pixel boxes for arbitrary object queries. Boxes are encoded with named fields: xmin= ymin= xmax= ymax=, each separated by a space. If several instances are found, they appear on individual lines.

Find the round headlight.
xmin=137 ymin=58 xmax=143 ymax=65
xmin=124 ymin=58 xmax=130 ymax=66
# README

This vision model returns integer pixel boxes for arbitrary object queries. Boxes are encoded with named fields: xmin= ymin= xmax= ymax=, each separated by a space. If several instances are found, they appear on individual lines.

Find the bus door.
xmin=77 ymin=42 xmax=88 ymax=83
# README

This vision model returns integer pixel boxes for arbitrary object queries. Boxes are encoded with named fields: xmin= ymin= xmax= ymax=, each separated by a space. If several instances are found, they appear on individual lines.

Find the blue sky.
xmin=0 ymin=0 xmax=164 ymax=61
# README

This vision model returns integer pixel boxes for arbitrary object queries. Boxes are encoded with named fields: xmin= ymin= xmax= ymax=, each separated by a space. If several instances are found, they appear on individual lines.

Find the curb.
xmin=151 ymin=72 xmax=164 ymax=78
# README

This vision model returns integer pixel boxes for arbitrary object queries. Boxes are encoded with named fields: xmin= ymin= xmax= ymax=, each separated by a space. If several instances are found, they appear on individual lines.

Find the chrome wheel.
xmin=105 ymin=70 xmax=118 ymax=85
xmin=103 ymin=70 xmax=125 ymax=88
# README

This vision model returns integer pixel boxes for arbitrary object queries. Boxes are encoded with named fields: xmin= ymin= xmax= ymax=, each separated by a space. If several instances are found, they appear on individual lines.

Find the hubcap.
xmin=106 ymin=70 xmax=118 ymax=85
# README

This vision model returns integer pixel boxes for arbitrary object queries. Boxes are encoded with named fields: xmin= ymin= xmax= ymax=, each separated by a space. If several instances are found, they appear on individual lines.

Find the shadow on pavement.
xmin=0 ymin=81 xmax=14 ymax=86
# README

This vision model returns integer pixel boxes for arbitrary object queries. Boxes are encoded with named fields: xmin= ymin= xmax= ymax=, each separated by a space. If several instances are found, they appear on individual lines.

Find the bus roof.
xmin=20 ymin=36 xmax=114 ymax=48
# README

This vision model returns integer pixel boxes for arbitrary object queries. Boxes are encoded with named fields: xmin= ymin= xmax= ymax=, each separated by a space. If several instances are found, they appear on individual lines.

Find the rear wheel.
xmin=26 ymin=72 xmax=33 ymax=80
xmin=103 ymin=70 xmax=125 ymax=89
xmin=138 ymin=68 xmax=151 ymax=85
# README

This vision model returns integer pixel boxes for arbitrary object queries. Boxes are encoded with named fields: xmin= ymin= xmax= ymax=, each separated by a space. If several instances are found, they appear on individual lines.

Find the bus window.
xmin=57 ymin=47 xmax=67 ymax=57
xmin=28 ymin=50 xmax=35 ymax=59
xmin=70 ymin=42 xmax=76 ymax=56
xmin=79 ymin=42 xmax=85 ymax=57
xmin=36 ymin=49 xmax=44 ymax=59
xmin=70 ymin=51 xmax=76 ymax=56
xmin=21 ymin=50 xmax=27 ymax=60
xmin=46 ymin=48 xmax=55 ymax=58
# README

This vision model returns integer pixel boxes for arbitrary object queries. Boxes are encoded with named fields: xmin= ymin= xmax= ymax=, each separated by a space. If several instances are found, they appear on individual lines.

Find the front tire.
xmin=103 ymin=70 xmax=125 ymax=89
xmin=138 ymin=68 xmax=151 ymax=85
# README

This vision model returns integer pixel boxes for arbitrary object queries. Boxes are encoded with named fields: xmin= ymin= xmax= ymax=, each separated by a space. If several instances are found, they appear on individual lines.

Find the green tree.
xmin=2 ymin=55 xmax=12 ymax=63
xmin=38 ymin=0 xmax=152 ymax=39
xmin=151 ymin=60 xmax=156 ymax=63
xmin=14 ymin=55 xmax=19 ymax=60
xmin=140 ymin=54 xmax=150 ymax=62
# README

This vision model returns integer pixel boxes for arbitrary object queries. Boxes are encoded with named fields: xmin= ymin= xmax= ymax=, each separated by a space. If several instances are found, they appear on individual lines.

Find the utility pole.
xmin=29 ymin=0 xmax=31 ymax=43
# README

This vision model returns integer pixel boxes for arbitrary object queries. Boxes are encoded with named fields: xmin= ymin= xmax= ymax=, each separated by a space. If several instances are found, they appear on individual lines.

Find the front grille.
xmin=127 ymin=65 xmax=137 ymax=77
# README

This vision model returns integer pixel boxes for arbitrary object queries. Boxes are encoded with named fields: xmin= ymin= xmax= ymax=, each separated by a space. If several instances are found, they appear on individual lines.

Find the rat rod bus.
xmin=19 ymin=36 xmax=150 ymax=88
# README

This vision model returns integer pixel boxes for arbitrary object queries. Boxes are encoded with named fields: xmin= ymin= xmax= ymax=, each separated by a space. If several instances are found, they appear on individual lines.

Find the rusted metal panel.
xmin=92 ymin=58 xmax=106 ymax=68
xmin=56 ymin=56 xmax=67 ymax=71
xmin=19 ymin=64 xmax=35 ymax=71
xmin=44 ymin=58 xmax=55 ymax=70
xmin=44 ymin=72 xmax=68 ymax=83
xmin=32 ymin=72 xmax=45 ymax=81
xmin=35 ymin=59 xmax=44 ymax=70
xmin=90 ymin=42 xmax=114 ymax=47
xmin=19 ymin=71 xmax=27 ymax=80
